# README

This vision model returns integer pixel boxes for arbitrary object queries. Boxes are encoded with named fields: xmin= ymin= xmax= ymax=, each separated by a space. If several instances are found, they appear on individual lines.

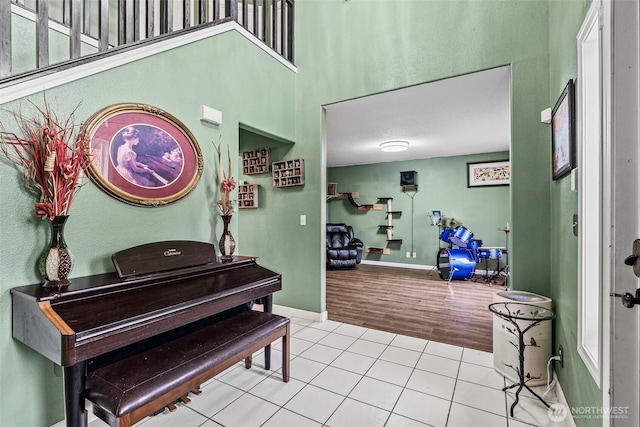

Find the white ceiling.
xmin=325 ymin=66 xmax=512 ymax=168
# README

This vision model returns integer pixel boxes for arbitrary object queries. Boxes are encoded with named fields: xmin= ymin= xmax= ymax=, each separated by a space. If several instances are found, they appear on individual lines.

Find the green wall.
xmin=0 ymin=0 xmax=603 ymax=425
xmin=0 ymin=30 xmax=296 ymax=426
xmin=548 ymin=0 xmax=602 ymax=424
xmin=327 ymin=152 xmax=510 ymax=267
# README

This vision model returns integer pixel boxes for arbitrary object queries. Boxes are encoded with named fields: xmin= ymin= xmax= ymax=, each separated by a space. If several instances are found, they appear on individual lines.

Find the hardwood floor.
xmin=326 ymin=263 xmax=504 ymax=353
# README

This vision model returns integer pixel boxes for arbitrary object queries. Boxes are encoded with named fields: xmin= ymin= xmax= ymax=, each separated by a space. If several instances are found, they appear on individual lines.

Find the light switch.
xmin=300 ymin=215 xmax=306 ymax=226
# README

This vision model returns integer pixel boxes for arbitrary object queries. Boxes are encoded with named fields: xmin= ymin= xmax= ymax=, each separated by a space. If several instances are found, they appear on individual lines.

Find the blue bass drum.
xmin=437 ymin=248 xmax=476 ymax=280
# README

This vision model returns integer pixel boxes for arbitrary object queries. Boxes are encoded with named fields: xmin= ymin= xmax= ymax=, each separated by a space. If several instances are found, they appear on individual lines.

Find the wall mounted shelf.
xmin=238 ymin=183 xmax=258 ymax=208
xmin=272 ymin=159 xmax=304 ymax=187
xmin=242 ymin=148 xmax=270 ymax=175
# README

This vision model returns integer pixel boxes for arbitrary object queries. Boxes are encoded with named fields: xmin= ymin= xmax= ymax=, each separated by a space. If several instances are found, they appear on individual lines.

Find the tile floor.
xmin=88 ymin=317 xmax=570 ymax=427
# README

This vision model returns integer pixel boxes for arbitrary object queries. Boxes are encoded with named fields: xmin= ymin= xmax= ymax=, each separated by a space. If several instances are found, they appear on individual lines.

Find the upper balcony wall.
xmin=1 ymin=0 xmax=294 ymax=87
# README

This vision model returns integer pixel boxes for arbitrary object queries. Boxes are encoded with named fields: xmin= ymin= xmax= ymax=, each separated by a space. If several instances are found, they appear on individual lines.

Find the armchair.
xmin=326 ymin=223 xmax=364 ymax=270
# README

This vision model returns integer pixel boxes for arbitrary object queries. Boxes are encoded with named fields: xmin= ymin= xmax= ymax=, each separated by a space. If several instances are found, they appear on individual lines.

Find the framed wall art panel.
xmin=467 ymin=160 xmax=511 ymax=187
xmin=551 ymin=79 xmax=576 ymax=180
xmin=83 ymin=103 xmax=203 ymax=206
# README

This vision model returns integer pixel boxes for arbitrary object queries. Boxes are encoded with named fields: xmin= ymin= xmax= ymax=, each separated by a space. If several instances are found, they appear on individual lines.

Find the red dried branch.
xmin=0 ymin=99 xmax=91 ymax=219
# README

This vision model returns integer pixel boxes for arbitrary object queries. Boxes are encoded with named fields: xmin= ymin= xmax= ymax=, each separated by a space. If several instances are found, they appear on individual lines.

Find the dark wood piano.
xmin=11 ymin=241 xmax=282 ymax=427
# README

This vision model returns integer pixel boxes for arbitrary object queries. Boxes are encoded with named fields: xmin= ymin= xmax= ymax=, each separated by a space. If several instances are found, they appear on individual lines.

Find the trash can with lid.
xmin=492 ymin=291 xmax=553 ymax=386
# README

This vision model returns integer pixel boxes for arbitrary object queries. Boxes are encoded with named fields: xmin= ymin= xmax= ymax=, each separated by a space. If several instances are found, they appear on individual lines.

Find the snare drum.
xmin=439 ymin=228 xmax=454 ymax=244
xmin=450 ymin=226 xmax=473 ymax=248
xmin=437 ymin=248 xmax=476 ymax=280
xmin=478 ymin=247 xmax=503 ymax=259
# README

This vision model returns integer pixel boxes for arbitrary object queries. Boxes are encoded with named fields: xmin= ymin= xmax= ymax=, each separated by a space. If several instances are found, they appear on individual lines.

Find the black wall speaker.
xmin=400 ymin=171 xmax=417 ymax=186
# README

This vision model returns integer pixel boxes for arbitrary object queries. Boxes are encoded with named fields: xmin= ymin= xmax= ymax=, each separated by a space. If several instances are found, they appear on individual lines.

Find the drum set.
xmin=436 ymin=222 xmax=508 ymax=283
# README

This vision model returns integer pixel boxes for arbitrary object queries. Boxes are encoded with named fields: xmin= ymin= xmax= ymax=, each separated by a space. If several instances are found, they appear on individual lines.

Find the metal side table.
xmin=488 ymin=302 xmax=556 ymax=417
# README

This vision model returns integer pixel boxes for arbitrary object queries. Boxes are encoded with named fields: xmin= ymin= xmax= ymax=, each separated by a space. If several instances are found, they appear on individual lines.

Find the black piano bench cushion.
xmin=86 ymin=310 xmax=290 ymax=427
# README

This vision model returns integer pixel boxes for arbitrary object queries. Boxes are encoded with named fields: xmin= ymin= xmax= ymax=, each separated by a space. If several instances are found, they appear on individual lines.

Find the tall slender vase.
xmin=40 ymin=215 xmax=74 ymax=287
xmin=219 ymin=214 xmax=236 ymax=261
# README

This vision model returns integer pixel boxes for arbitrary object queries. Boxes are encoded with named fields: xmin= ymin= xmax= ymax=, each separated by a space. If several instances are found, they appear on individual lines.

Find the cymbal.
xmin=443 ymin=216 xmax=461 ymax=225
xmin=498 ymin=226 xmax=511 ymax=232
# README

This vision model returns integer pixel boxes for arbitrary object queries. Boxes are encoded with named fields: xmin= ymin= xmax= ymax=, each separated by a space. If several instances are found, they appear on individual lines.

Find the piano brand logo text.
xmin=164 ymin=249 xmax=182 ymax=257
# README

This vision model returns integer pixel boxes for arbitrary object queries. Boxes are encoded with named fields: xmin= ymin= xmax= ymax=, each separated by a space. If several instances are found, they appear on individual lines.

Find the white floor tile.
xmin=415 ymin=352 xmax=461 ymax=378
xmin=347 ymin=338 xmax=388 ymax=358
xmin=290 ymin=323 xmax=307 ymax=334
xmin=298 ymin=343 xmax=343 ymax=364
xmin=330 ymin=350 xmax=377 ymax=375
xmin=461 ymin=348 xmax=494 ymax=368
xmin=333 ymin=323 xmax=368 ymax=338
xmin=326 ymin=397 xmax=390 ymax=427
xmin=289 ymin=356 xmax=327 ymax=382
xmin=185 ymin=380 xmax=244 ymax=417
xmin=290 ymin=317 xmax=314 ymax=327
xmin=361 ymin=328 xmax=397 ymax=344
xmin=318 ymin=332 xmax=358 ymax=350
xmin=136 ymin=407 xmax=209 ymax=427
xmin=390 ymin=334 xmax=429 ymax=352
xmin=293 ymin=327 xmax=330 ymax=343
xmin=406 ymin=369 xmax=456 ymax=400
xmin=248 ymin=374 xmax=306 ymax=406
xmin=365 ymin=359 xmax=414 ymax=387
xmin=385 ymin=413 xmax=430 ymax=426
xmin=446 ymin=402 xmax=508 ymax=427
xmin=211 ymin=393 xmax=279 ymax=427
xmin=452 ymin=381 xmax=507 ymax=416
xmin=290 ymin=336 xmax=315 ymax=355
xmin=310 ymin=365 xmax=362 ymax=396
xmin=348 ymin=376 xmax=403 ymax=411
xmin=380 ymin=346 xmax=421 ymax=367
xmin=262 ymin=408 xmax=322 ymax=427
xmin=424 ymin=341 xmax=464 ymax=360
xmin=393 ymin=388 xmax=451 ymax=427
xmin=216 ymin=364 xmax=270 ymax=391
xmin=284 ymin=384 xmax=345 ymax=423
xmin=309 ymin=319 xmax=343 ymax=332
xmin=457 ymin=362 xmax=506 ymax=390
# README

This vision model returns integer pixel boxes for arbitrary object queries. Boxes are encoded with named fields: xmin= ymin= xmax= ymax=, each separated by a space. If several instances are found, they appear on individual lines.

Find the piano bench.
xmin=86 ymin=310 xmax=290 ymax=427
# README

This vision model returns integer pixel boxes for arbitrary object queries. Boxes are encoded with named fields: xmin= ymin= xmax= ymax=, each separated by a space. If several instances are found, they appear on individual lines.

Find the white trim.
xmin=360 ymin=260 xmax=435 ymax=271
xmin=1 ymin=21 xmax=296 ymax=104
xmin=272 ymin=304 xmax=328 ymax=323
xmin=576 ymin=0 xmax=605 ymax=388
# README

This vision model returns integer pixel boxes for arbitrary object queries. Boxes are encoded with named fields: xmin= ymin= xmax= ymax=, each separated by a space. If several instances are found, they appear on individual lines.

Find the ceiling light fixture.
xmin=380 ymin=140 xmax=409 ymax=152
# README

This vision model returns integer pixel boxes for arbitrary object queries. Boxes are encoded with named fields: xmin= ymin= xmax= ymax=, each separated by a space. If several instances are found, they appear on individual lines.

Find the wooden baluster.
xmin=35 ymin=0 xmax=49 ymax=68
xmin=0 ymin=0 xmax=10 ymax=77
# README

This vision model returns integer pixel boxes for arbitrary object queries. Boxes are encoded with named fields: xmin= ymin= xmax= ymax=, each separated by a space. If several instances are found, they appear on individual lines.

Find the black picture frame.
xmin=551 ymin=79 xmax=576 ymax=180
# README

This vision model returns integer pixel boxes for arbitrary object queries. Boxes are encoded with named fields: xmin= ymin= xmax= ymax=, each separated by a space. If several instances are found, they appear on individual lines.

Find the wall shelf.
xmin=238 ymin=183 xmax=258 ymax=208
xmin=365 ymin=246 xmax=391 ymax=255
xmin=272 ymin=159 xmax=304 ymax=187
xmin=242 ymin=148 xmax=270 ymax=175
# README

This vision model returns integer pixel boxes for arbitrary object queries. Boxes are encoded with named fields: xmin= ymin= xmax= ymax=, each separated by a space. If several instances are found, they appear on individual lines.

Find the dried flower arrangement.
xmin=213 ymin=139 xmax=236 ymax=216
xmin=0 ymin=100 xmax=91 ymax=220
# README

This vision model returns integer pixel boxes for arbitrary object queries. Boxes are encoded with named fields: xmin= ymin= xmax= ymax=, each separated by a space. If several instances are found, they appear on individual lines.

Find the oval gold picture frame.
xmin=83 ymin=103 xmax=203 ymax=206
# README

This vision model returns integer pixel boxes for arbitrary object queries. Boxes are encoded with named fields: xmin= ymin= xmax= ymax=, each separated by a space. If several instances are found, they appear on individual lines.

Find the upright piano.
xmin=11 ymin=241 xmax=281 ymax=427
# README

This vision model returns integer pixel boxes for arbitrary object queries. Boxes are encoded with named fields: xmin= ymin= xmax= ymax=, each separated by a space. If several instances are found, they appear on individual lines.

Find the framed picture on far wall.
xmin=467 ymin=160 xmax=511 ymax=187
xmin=551 ymin=79 xmax=576 ymax=180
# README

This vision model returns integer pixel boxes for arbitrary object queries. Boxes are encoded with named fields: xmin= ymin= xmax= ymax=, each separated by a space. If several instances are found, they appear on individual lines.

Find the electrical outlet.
xmin=558 ymin=345 xmax=564 ymax=368
xmin=406 ymin=252 xmax=411 ymax=258
xmin=412 ymin=252 xmax=417 ymax=258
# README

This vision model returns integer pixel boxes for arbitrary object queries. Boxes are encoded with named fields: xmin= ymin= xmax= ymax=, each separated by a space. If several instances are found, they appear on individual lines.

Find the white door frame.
xmin=606 ymin=0 xmax=640 ymax=425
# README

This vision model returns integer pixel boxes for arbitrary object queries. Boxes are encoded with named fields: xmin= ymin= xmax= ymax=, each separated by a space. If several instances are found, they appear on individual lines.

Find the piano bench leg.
xmin=244 ymin=355 xmax=252 ymax=369
xmin=282 ymin=324 xmax=290 ymax=382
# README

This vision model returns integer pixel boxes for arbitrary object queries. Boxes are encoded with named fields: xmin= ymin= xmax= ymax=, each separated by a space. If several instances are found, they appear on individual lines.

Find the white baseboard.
xmin=272 ymin=304 xmax=327 ymax=322
xmin=360 ymin=260 xmax=436 ymax=270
